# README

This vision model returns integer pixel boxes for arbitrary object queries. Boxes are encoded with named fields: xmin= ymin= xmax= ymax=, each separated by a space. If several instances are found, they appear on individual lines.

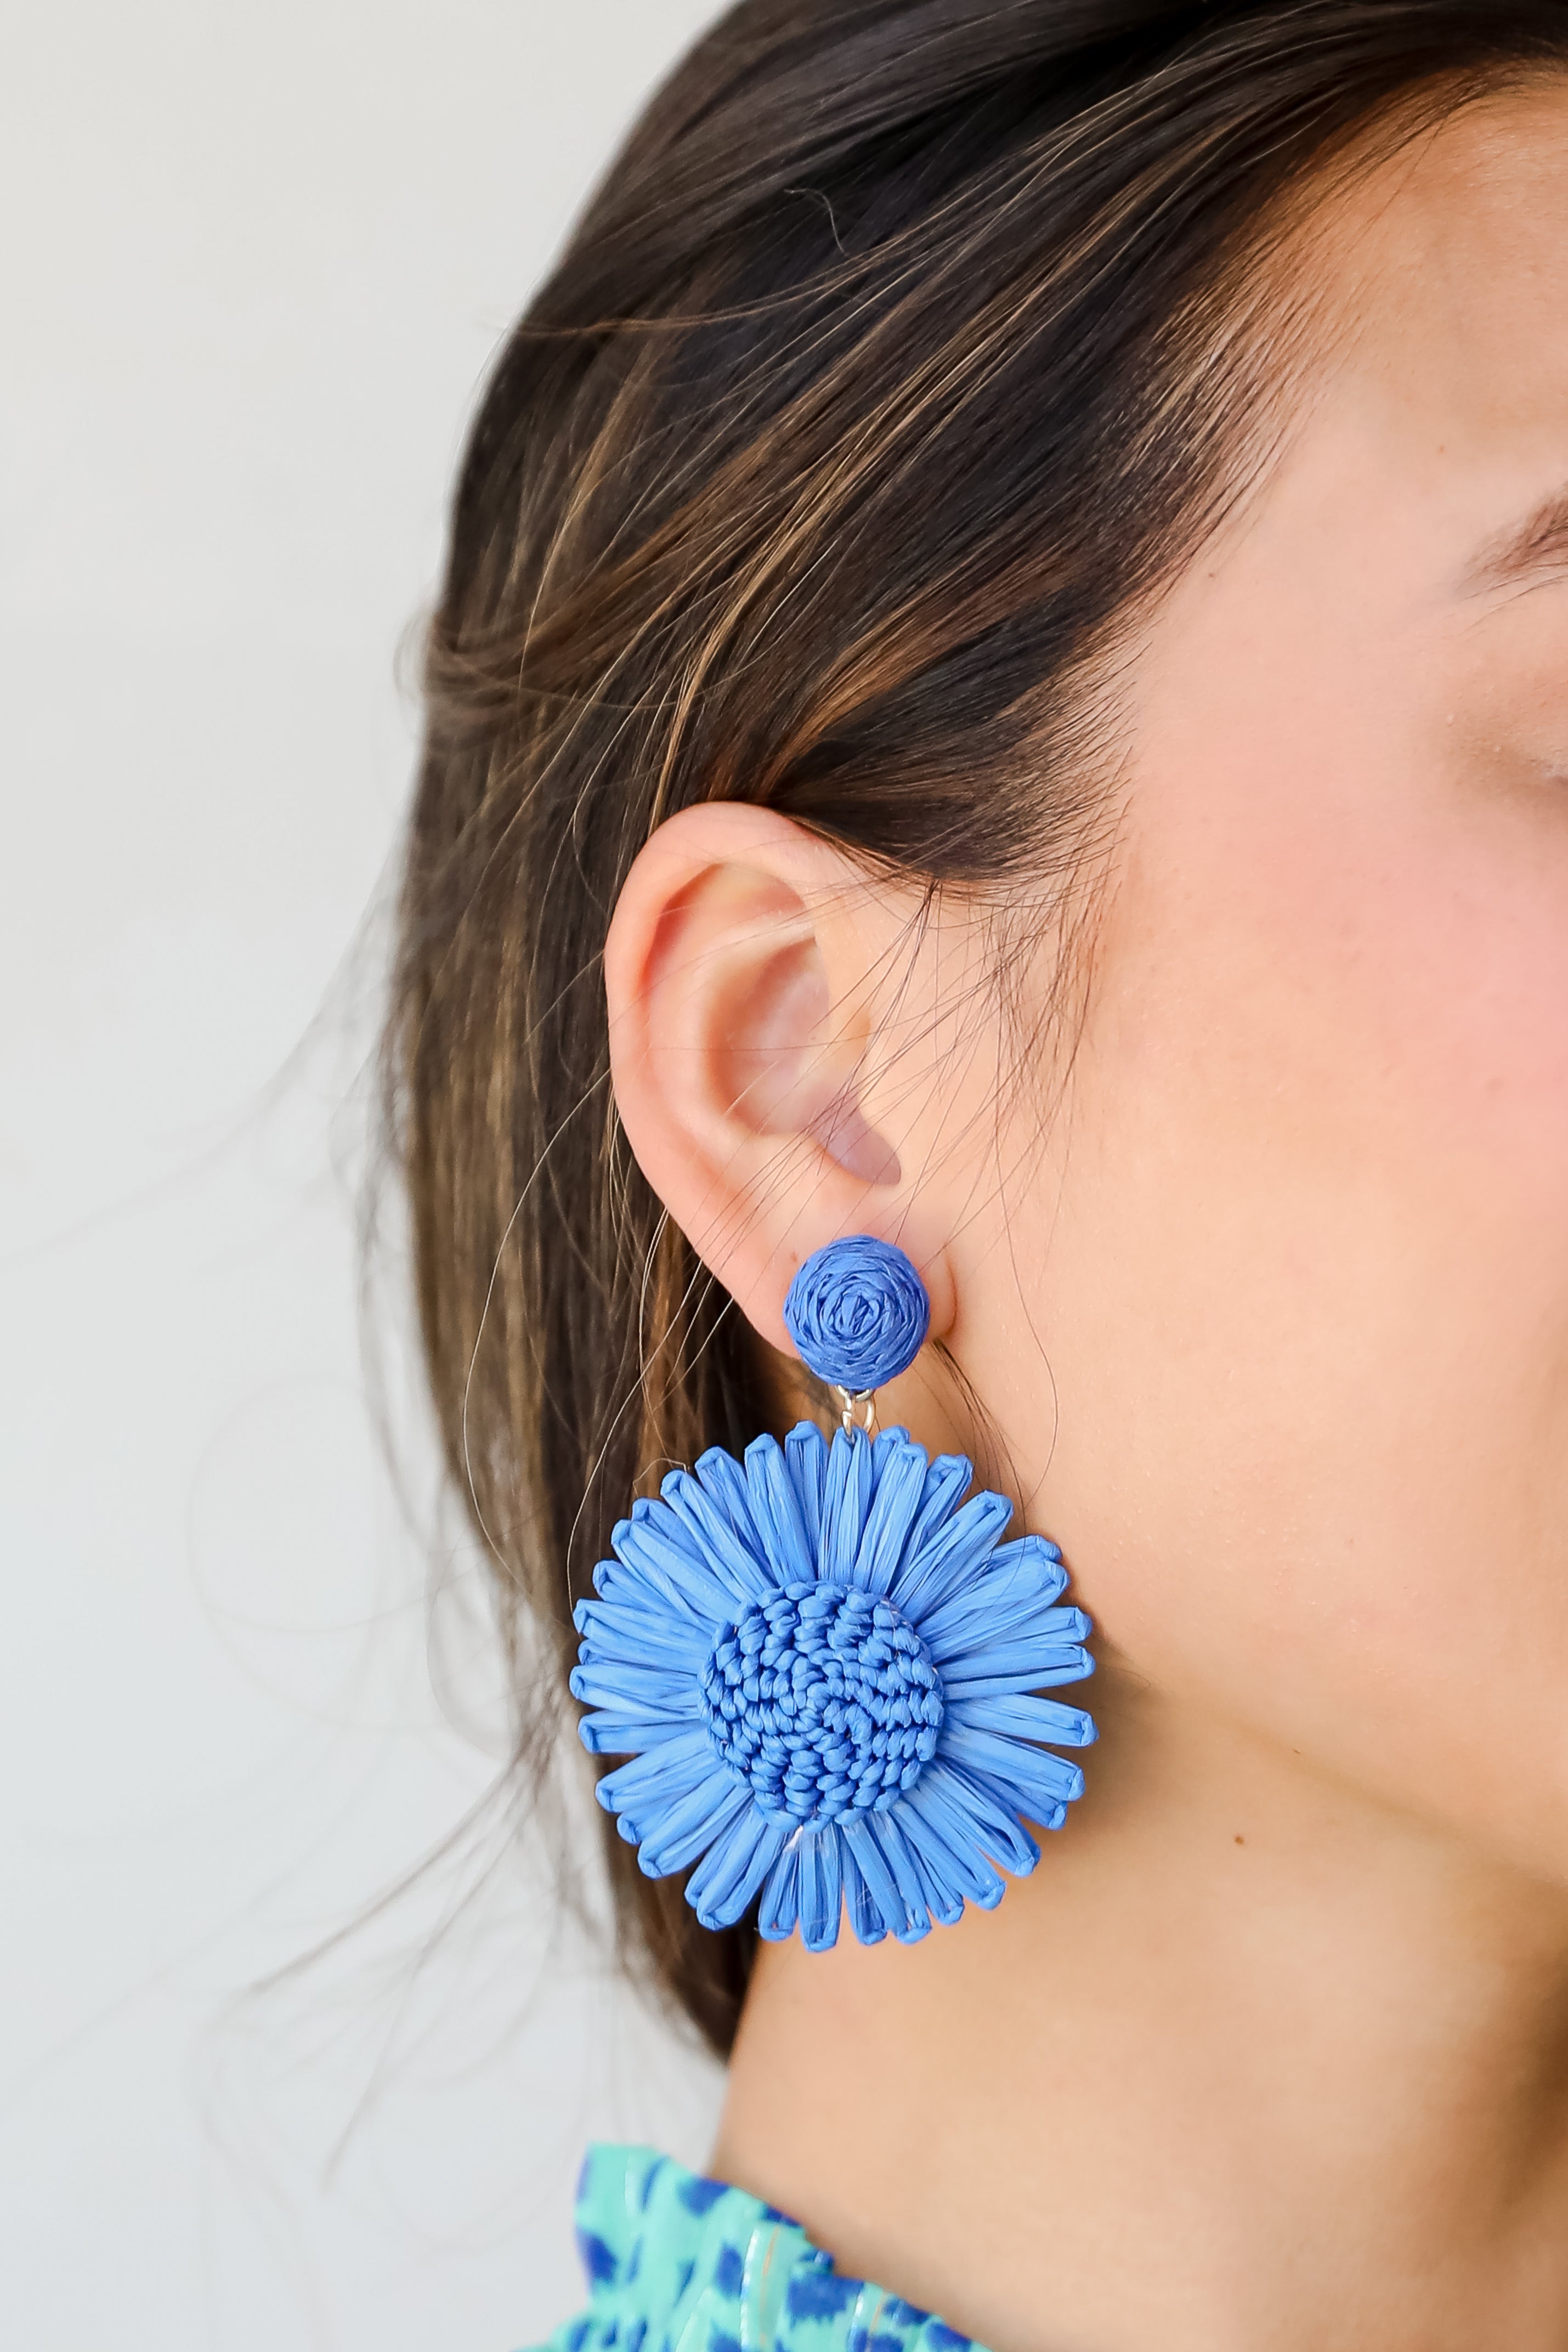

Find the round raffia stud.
xmin=783 ymin=1235 xmax=931 ymax=1394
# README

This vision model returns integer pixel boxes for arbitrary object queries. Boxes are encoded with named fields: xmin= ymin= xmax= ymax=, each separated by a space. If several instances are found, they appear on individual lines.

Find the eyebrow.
xmin=1459 ymin=486 xmax=1568 ymax=598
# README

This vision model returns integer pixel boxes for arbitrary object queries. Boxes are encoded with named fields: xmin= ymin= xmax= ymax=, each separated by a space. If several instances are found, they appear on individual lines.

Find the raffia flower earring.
xmin=570 ymin=1236 xmax=1097 ymax=1950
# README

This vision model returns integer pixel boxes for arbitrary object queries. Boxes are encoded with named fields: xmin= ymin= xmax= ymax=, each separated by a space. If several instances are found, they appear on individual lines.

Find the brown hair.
xmin=386 ymin=0 xmax=1568 ymax=2058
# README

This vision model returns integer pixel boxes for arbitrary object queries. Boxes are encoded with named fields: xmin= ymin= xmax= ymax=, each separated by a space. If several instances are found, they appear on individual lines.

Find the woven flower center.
xmin=700 ymin=1581 xmax=945 ymax=1829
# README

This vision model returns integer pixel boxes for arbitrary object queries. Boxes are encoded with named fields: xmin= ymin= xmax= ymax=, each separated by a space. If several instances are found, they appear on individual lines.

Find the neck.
xmin=711 ymin=1683 xmax=1568 ymax=2351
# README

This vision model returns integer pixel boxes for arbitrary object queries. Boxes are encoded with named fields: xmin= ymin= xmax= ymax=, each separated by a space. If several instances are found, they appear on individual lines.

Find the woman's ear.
xmin=604 ymin=801 xmax=961 ymax=1355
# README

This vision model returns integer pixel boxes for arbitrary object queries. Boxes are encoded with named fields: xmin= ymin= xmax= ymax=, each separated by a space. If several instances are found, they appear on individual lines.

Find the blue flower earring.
xmin=570 ymin=1236 xmax=1097 ymax=1951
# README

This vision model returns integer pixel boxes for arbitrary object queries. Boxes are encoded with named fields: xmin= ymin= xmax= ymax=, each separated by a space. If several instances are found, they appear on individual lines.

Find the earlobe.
xmin=603 ymin=802 xmax=940 ymax=1351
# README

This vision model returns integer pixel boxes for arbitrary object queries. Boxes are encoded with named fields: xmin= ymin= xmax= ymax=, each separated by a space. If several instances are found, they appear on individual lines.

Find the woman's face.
xmin=978 ymin=85 xmax=1568 ymax=1881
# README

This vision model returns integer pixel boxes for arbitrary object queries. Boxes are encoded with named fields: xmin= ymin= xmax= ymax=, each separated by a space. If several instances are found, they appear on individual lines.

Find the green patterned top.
xmin=530 ymin=2144 xmax=986 ymax=2351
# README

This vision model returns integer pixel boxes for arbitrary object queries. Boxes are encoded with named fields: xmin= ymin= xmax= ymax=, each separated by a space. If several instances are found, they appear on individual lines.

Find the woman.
xmin=387 ymin=2 xmax=1568 ymax=2342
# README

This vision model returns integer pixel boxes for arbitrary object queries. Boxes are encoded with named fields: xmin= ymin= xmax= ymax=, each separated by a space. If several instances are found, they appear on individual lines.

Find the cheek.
xmin=996 ymin=670 xmax=1568 ymax=1865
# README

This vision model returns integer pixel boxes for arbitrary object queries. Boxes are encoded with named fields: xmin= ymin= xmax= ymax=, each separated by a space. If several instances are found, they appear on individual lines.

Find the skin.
xmin=604 ymin=87 xmax=1568 ymax=2352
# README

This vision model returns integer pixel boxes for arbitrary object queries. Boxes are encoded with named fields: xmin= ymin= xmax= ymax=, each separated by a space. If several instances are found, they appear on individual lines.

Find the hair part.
xmin=386 ymin=0 xmax=1568 ymax=2057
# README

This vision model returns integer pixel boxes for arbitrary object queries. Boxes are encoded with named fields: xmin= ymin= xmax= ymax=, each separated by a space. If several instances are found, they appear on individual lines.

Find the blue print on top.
xmin=677 ymin=2176 xmax=728 ymax=2218
xmin=786 ymin=2270 xmax=860 ymax=2320
xmin=525 ymin=2145 xmax=994 ymax=2352
xmin=712 ymin=2244 xmax=745 ymax=2295
xmin=576 ymin=2231 xmax=619 ymax=2287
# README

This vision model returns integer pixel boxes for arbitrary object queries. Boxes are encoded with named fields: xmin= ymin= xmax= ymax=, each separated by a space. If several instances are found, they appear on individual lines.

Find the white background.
xmin=0 ymin=5 xmax=732 ymax=2344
